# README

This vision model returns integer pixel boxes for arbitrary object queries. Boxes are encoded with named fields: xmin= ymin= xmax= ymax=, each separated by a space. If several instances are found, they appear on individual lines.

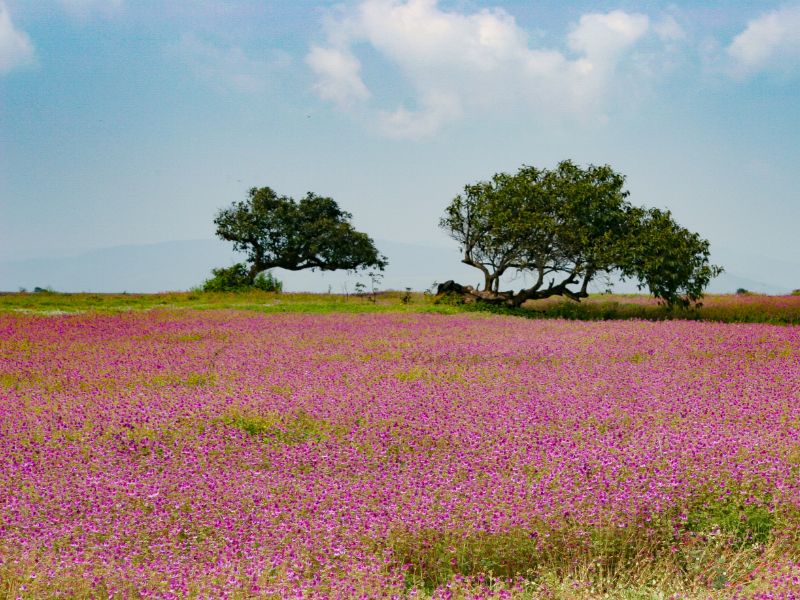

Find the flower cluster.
xmin=1 ymin=311 xmax=798 ymax=597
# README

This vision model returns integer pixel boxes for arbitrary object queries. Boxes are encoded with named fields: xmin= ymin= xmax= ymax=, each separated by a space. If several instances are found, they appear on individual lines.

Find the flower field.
xmin=1 ymin=309 xmax=799 ymax=598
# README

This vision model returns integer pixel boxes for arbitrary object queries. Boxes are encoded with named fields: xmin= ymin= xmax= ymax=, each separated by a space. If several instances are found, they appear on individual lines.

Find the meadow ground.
xmin=1 ymin=293 xmax=799 ymax=598
xmin=3 ymin=289 xmax=800 ymax=324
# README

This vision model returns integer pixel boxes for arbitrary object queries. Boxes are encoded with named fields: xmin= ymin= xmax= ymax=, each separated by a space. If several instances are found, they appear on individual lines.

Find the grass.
xmin=388 ymin=495 xmax=786 ymax=597
xmin=516 ymin=293 xmax=800 ymax=324
xmin=4 ymin=289 xmax=800 ymax=324
xmin=0 ymin=289 xmax=458 ymax=315
xmin=222 ymin=409 xmax=346 ymax=446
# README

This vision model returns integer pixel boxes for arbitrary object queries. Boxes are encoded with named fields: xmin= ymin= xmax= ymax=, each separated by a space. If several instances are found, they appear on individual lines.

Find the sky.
xmin=1 ymin=0 xmax=799 ymax=291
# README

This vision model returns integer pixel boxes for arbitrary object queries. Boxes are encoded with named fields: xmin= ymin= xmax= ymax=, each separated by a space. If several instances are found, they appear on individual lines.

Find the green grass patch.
xmin=0 ymin=290 xmax=462 ymax=316
xmin=684 ymin=499 xmax=774 ymax=547
xmin=144 ymin=371 xmax=217 ymax=388
xmin=388 ymin=517 xmax=792 ymax=598
xmin=389 ymin=528 xmax=540 ymax=592
xmin=223 ymin=409 xmax=344 ymax=446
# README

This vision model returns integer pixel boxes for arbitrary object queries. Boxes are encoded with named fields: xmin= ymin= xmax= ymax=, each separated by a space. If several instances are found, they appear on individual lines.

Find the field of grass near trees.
xmin=4 ymin=290 xmax=800 ymax=324
xmin=1 ymin=295 xmax=799 ymax=597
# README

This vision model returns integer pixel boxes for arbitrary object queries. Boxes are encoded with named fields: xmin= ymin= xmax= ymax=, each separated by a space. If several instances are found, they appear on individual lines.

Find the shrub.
xmin=201 ymin=263 xmax=251 ymax=292
xmin=202 ymin=264 xmax=283 ymax=293
xmin=736 ymin=288 xmax=750 ymax=295
xmin=253 ymin=271 xmax=282 ymax=293
xmin=433 ymin=291 xmax=466 ymax=306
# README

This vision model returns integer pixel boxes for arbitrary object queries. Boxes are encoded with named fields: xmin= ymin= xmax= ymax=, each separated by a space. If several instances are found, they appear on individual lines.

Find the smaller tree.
xmin=214 ymin=187 xmax=387 ymax=283
xmin=621 ymin=207 xmax=720 ymax=307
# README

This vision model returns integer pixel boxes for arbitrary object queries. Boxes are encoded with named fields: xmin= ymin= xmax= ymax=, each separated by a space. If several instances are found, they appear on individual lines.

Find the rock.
xmin=436 ymin=280 xmax=466 ymax=295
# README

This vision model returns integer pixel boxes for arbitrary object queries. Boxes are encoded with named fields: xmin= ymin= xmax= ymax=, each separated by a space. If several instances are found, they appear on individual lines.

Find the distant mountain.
xmin=0 ymin=240 xmax=239 ymax=293
xmin=0 ymin=239 xmax=475 ymax=294
xmin=1 ymin=239 xmax=797 ymax=294
xmin=709 ymin=246 xmax=800 ymax=294
xmin=704 ymin=272 xmax=786 ymax=295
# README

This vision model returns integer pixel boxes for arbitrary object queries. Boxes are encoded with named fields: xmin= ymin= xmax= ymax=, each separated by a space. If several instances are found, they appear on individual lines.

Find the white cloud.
xmin=0 ymin=1 xmax=34 ymax=75
xmin=654 ymin=15 xmax=685 ymax=42
xmin=568 ymin=11 xmax=649 ymax=62
xmin=175 ymin=34 xmax=290 ymax=94
xmin=728 ymin=5 xmax=800 ymax=76
xmin=378 ymin=90 xmax=461 ymax=139
xmin=306 ymin=46 xmax=370 ymax=106
xmin=307 ymin=0 xmax=658 ymax=138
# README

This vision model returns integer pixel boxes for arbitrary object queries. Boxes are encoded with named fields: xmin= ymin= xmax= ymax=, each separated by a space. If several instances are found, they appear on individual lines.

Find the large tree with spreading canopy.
xmin=440 ymin=161 xmax=721 ymax=307
xmin=214 ymin=187 xmax=386 ymax=283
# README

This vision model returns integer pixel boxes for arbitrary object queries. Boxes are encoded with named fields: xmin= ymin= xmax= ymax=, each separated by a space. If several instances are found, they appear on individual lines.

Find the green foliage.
xmin=201 ymin=263 xmax=252 ymax=292
xmin=622 ymin=207 xmax=723 ymax=308
xmin=214 ymin=186 xmax=387 ymax=283
xmin=253 ymin=271 xmax=282 ymax=292
xmin=684 ymin=500 xmax=774 ymax=547
xmin=389 ymin=528 xmax=540 ymax=591
xmin=202 ymin=264 xmax=283 ymax=293
xmin=441 ymin=161 xmax=722 ymax=307
xmin=736 ymin=288 xmax=750 ymax=295
xmin=432 ymin=291 xmax=466 ymax=306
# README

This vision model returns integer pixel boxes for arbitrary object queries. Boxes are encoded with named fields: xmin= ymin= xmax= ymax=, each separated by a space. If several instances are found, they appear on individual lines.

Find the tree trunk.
xmin=247 ymin=263 xmax=262 ymax=284
xmin=439 ymin=278 xmax=590 ymax=308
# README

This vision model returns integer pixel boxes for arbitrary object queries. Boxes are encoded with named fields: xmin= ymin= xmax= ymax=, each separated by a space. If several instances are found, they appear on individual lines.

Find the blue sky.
xmin=1 ymin=1 xmax=799 ymax=290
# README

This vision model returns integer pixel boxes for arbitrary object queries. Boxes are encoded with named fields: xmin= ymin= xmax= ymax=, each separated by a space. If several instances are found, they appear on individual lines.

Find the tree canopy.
xmin=214 ymin=187 xmax=387 ymax=282
xmin=440 ymin=161 xmax=721 ymax=307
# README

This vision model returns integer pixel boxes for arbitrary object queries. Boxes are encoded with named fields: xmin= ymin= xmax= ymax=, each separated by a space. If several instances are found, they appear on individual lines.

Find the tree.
xmin=440 ymin=161 xmax=721 ymax=308
xmin=214 ymin=187 xmax=387 ymax=282
xmin=621 ymin=207 xmax=721 ymax=308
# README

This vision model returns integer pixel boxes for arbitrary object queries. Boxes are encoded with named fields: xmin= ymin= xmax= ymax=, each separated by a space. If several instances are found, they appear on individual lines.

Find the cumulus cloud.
xmin=306 ymin=46 xmax=370 ymax=105
xmin=568 ymin=11 xmax=649 ymax=62
xmin=175 ymin=34 xmax=290 ymax=94
xmin=307 ymin=0 xmax=660 ymax=138
xmin=728 ymin=5 xmax=800 ymax=76
xmin=654 ymin=15 xmax=685 ymax=42
xmin=0 ymin=1 xmax=34 ymax=75
xmin=377 ymin=91 xmax=462 ymax=138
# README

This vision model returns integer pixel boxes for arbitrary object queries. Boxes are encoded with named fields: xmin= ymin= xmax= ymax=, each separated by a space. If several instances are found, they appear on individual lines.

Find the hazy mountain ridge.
xmin=0 ymin=239 xmax=796 ymax=295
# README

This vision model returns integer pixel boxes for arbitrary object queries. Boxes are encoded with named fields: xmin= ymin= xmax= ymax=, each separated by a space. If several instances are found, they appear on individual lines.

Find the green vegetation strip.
xmin=4 ymin=290 xmax=800 ymax=324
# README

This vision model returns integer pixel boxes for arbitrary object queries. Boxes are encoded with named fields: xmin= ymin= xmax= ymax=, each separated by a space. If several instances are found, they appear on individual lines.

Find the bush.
xmin=201 ymin=264 xmax=252 ymax=292
xmin=736 ymin=288 xmax=750 ymax=295
xmin=433 ymin=291 xmax=466 ymax=306
xmin=253 ymin=271 xmax=283 ymax=293
xmin=202 ymin=264 xmax=282 ymax=293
